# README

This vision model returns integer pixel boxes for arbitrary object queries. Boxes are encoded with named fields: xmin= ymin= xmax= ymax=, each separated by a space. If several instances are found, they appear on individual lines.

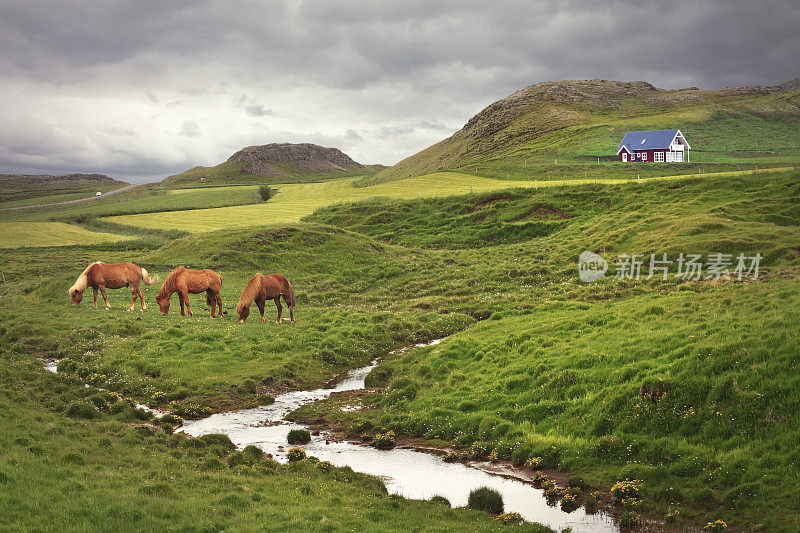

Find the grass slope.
xmin=162 ymin=160 xmax=385 ymax=188
xmin=368 ymin=80 xmax=800 ymax=185
xmin=0 ymin=222 xmax=134 ymax=248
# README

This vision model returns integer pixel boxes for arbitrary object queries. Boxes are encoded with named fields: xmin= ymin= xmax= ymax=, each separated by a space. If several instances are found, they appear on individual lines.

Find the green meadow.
xmin=1 ymin=167 xmax=799 ymax=531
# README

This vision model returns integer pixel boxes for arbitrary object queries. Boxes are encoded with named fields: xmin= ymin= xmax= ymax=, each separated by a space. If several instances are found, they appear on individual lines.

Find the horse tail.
xmin=140 ymin=268 xmax=158 ymax=286
xmin=285 ymin=279 xmax=296 ymax=310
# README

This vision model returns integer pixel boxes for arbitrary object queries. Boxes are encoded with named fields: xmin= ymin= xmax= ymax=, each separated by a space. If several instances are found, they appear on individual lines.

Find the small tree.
xmin=258 ymin=185 xmax=273 ymax=201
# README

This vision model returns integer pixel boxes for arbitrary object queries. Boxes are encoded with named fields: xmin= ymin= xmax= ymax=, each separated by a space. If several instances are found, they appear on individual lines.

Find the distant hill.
xmin=0 ymin=173 xmax=128 ymax=203
xmin=366 ymin=78 xmax=800 ymax=184
xmin=162 ymin=143 xmax=374 ymax=188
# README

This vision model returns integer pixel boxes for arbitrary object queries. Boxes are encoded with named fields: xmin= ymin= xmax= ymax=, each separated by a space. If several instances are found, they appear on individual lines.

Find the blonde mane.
xmin=69 ymin=261 xmax=104 ymax=294
xmin=236 ymin=273 xmax=263 ymax=312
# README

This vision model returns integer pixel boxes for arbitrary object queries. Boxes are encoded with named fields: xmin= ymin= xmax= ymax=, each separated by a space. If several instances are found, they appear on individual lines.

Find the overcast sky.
xmin=1 ymin=0 xmax=798 ymax=182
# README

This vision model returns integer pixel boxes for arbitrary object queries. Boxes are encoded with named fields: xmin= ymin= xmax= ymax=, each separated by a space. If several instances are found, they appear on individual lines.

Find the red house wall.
xmin=621 ymin=149 xmax=668 ymax=163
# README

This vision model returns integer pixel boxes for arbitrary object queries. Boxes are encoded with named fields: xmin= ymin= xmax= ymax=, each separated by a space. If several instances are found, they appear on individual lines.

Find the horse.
xmin=156 ymin=266 xmax=223 ymax=317
xmin=236 ymin=273 xmax=295 ymax=324
xmin=69 ymin=262 xmax=158 ymax=311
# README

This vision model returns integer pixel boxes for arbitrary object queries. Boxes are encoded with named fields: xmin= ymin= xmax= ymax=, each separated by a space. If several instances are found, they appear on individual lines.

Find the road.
xmin=0 ymin=183 xmax=140 ymax=211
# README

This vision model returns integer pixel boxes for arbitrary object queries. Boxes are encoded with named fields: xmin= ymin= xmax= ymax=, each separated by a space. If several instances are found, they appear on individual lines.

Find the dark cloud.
xmin=0 ymin=0 xmax=798 ymax=180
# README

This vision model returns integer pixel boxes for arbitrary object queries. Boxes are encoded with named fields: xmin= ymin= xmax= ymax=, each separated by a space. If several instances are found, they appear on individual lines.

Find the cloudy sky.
xmin=1 ymin=0 xmax=798 ymax=182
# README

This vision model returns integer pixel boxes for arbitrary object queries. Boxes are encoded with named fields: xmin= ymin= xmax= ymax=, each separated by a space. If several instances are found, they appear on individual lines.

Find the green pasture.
xmin=0 ymin=221 xmax=134 ymax=248
xmin=0 ymin=170 xmax=798 ymax=530
xmin=103 ymin=166 xmax=796 ymax=234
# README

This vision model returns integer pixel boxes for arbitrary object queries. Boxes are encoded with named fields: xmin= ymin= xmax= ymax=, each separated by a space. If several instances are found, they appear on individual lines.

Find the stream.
xmin=178 ymin=339 xmax=620 ymax=532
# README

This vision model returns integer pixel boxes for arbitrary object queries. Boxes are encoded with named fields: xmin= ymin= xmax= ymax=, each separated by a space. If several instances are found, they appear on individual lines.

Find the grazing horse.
xmin=236 ymin=273 xmax=295 ymax=324
xmin=156 ymin=266 xmax=223 ymax=317
xmin=69 ymin=261 xmax=158 ymax=311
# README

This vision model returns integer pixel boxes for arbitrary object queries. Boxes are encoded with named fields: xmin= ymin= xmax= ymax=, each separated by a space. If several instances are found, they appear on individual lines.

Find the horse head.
xmin=156 ymin=295 xmax=170 ymax=315
xmin=236 ymin=302 xmax=250 ymax=323
xmin=69 ymin=288 xmax=83 ymax=305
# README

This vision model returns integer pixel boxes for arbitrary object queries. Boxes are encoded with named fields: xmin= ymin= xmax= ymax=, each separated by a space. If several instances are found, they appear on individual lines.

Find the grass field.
xmin=0 ymin=222 xmax=134 ymax=248
xmin=1 ymin=169 xmax=798 ymax=531
xmin=101 ymin=166 xmax=797 ymax=234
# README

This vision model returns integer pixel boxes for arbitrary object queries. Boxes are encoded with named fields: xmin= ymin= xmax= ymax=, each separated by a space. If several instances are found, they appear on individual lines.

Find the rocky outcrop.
xmin=226 ymin=143 xmax=363 ymax=176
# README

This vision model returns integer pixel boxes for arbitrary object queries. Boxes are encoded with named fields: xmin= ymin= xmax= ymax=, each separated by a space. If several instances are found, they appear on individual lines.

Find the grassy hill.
xmin=366 ymin=79 xmax=800 ymax=185
xmin=161 ymin=143 xmax=384 ymax=188
xmin=0 ymin=173 xmax=128 ymax=204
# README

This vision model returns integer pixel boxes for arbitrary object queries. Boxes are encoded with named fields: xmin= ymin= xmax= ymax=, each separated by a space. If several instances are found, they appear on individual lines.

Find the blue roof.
xmin=617 ymin=129 xmax=684 ymax=153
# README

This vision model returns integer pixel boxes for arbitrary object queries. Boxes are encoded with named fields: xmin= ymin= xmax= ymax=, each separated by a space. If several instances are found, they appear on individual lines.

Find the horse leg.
xmin=100 ymin=285 xmax=110 ymax=310
xmin=183 ymin=290 xmax=192 ymax=317
xmin=178 ymin=292 xmax=185 ymax=316
xmin=216 ymin=293 xmax=223 ymax=318
xmin=283 ymin=294 xmax=295 ymax=323
xmin=92 ymin=288 xmax=98 ymax=309
xmin=207 ymin=290 xmax=216 ymax=318
xmin=138 ymin=286 xmax=146 ymax=311
xmin=128 ymin=286 xmax=136 ymax=311
xmin=256 ymin=298 xmax=266 ymax=323
xmin=274 ymin=297 xmax=282 ymax=324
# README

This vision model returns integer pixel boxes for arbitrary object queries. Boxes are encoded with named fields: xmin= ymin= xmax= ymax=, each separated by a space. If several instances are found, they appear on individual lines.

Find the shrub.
xmin=443 ymin=451 xmax=459 ymax=462
xmin=561 ymin=492 xmax=578 ymax=510
xmin=150 ymin=391 xmax=166 ymax=405
xmin=65 ymin=400 xmax=97 ymax=419
xmin=610 ymin=479 xmax=642 ymax=503
xmin=169 ymin=401 xmax=212 ymax=419
xmin=241 ymin=379 xmax=257 ymax=394
xmin=287 ymin=447 xmax=306 ymax=462
xmin=242 ymin=445 xmax=265 ymax=461
xmin=469 ymin=442 xmax=491 ymax=458
xmin=621 ymin=497 xmax=642 ymax=510
xmin=585 ymin=491 xmax=604 ymax=508
xmin=430 ymin=495 xmax=451 ymax=507
xmin=531 ymin=472 xmax=548 ymax=484
xmin=287 ymin=429 xmax=311 ymax=444
xmin=200 ymin=457 xmax=224 ymax=470
xmin=544 ymin=486 xmax=562 ymax=500
xmin=258 ymin=185 xmax=273 ymax=201
xmin=494 ymin=512 xmax=523 ymax=525
xmin=524 ymin=456 xmax=542 ymax=469
xmin=568 ymin=476 xmax=587 ymax=490
xmin=619 ymin=511 xmax=640 ymax=527
xmin=468 ymin=487 xmax=504 ymax=515
xmin=703 ymin=520 xmax=728 ymax=531
xmin=665 ymin=508 xmax=680 ymax=523
xmin=488 ymin=449 xmax=499 ymax=462
xmin=373 ymin=430 xmax=396 ymax=449
xmin=87 ymin=394 xmax=109 ymax=411
xmin=314 ymin=460 xmax=333 ymax=473
xmin=161 ymin=423 xmax=174 ymax=434
xmin=158 ymin=413 xmax=184 ymax=426
xmin=255 ymin=394 xmax=275 ymax=406
xmin=196 ymin=433 xmax=236 ymax=453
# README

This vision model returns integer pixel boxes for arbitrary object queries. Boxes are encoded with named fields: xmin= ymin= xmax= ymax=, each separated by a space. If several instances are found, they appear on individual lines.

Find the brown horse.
xmin=156 ymin=266 xmax=223 ymax=317
xmin=69 ymin=261 xmax=158 ymax=311
xmin=236 ymin=273 xmax=295 ymax=324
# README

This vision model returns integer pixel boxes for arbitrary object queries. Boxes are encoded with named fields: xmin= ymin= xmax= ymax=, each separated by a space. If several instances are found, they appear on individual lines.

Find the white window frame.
xmin=642 ymin=152 xmax=647 ymax=161
xmin=622 ymin=152 xmax=628 ymax=162
xmin=654 ymin=151 xmax=664 ymax=162
xmin=666 ymin=152 xmax=674 ymax=162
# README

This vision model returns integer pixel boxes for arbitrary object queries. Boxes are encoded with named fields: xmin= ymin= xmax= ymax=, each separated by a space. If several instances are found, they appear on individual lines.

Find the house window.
xmin=622 ymin=152 xmax=628 ymax=162
xmin=642 ymin=152 xmax=647 ymax=161
xmin=654 ymin=151 xmax=664 ymax=162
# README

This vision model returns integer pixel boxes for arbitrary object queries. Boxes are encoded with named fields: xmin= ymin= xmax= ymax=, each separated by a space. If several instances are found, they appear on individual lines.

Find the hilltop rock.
xmin=780 ymin=77 xmax=800 ymax=92
xmin=226 ymin=143 xmax=363 ymax=176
